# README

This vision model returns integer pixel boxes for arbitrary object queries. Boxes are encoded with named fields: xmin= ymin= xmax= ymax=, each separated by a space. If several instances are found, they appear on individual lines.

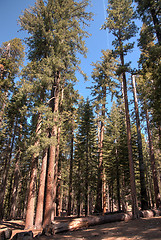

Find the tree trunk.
xmin=25 ymin=114 xmax=42 ymax=229
xmin=85 ymin=133 xmax=89 ymax=216
xmin=43 ymin=72 xmax=60 ymax=227
xmin=132 ymin=75 xmax=148 ymax=210
xmin=95 ymin=87 xmax=106 ymax=213
xmin=77 ymin=158 xmax=81 ymax=217
xmin=25 ymin=157 xmax=38 ymax=229
xmin=34 ymin=150 xmax=48 ymax=229
xmin=119 ymin=47 xmax=138 ymax=218
xmin=67 ymin=124 xmax=74 ymax=216
xmin=116 ymin=145 xmax=121 ymax=212
xmin=56 ymin=152 xmax=62 ymax=217
xmin=149 ymin=7 xmax=161 ymax=45
xmin=102 ymin=170 xmax=106 ymax=214
xmin=51 ymin=125 xmax=61 ymax=221
xmin=0 ymin=121 xmax=17 ymax=219
xmin=10 ymin=150 xmax=21 ymax=219
xmin=146 ymin=109 xmax=161 ymax=208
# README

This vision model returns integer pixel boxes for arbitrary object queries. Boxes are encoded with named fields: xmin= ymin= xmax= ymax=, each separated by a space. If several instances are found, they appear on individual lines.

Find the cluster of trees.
xmin=0 ymin=0 xmax=160 ymax=230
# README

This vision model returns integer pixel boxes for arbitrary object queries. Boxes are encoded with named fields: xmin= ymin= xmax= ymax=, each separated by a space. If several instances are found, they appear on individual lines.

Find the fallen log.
xmin=42 ymin=212 xmax=133 ymax=235
xmin=41 ymin=209 xmax=161 ymax=236
xmin=139 ymin=209 xmax=161 ymax=218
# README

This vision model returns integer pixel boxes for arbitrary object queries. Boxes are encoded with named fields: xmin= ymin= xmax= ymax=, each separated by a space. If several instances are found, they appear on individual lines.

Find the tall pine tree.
xmin=102 ymin=0 xmax=139 ymax=218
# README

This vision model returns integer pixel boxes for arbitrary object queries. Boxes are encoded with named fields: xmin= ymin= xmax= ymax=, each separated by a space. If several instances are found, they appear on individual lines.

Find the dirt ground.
xmin=1 ymin=216 xmax=161 ymax=240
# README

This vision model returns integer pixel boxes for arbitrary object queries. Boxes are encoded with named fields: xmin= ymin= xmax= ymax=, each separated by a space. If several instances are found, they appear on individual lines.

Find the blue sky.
xmin=0 ymin=0 xmax=141 ymax=108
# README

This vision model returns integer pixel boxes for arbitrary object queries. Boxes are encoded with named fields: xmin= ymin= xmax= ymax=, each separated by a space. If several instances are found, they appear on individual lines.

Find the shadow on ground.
xmin=50 ymin=217 xmax=161 ymax=240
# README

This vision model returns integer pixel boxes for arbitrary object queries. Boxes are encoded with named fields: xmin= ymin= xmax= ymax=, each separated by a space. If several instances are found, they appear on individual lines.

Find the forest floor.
xmin=1 ymin=216 xmax=161 ymax=240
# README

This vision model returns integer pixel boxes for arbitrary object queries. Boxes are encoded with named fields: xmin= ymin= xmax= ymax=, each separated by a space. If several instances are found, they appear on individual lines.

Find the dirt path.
xmin=1 ymin=216 xmax=161 ymax=239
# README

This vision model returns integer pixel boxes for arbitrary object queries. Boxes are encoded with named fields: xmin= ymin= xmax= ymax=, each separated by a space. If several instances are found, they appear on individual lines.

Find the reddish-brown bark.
xmin=43 ymin=72 xmax=60 ymax=227
xmin=25 ymin=157 xmax=38 ymax=229
xmin=34 ymin=150 xmax=48 ymax=229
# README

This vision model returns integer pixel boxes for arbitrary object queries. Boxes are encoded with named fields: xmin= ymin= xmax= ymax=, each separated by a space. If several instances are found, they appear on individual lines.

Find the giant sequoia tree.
xmin=102 ymin=0 xmax=139 ymax=218
xmin=19 ymin=0 xmax=92 ymax=228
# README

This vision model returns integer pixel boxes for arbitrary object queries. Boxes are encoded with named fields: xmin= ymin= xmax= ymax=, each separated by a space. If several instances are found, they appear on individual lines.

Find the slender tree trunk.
xmin=85 ymin=136 xmax=89 ymax=216
xmin=102 ymin=170 xmax=106 ymax=214
xmin=116 ymin=143 xmax=121 ymax=212
xmin=121 ymin=174 xmax=127 ymax=212
xmin=0 ymin=121 xmax=17 ymax=219
xmin=119 ymin=46 xmax=138 ymax=218
xmin=95 ymin=87 xmax=106 ymax=213
xmin=110 ymin=179 xmax=114 ymax=212
xmin=146 ymin=109 xmax=161 ymax=208
xmin=10 ymin=121 xmax=23 ymax=219
xmin=56 ymin=152 xmax=62 ymax=217
xmin=77 ymin=158 xmax=81 ymax=217
xmin=10 ymin=150 xmax=21 ymax=219
xmin=34 ymin=150 xmax=48 ymax=229
xmin=132 ymin=75 xmax=148 ymax=210
xmin=43 ymin=72 xmax=60 ymax=227
xmin=4 ymin=173 xmax=13 ymax=219
xmin=67 ymin=124 xmax=74 ymax=216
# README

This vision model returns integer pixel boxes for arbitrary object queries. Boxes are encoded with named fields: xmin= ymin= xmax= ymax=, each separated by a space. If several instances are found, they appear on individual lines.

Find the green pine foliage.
xmin=74 ymin=99 xmax=97 ymax=215
xmin=1 ymin=0 xmax=161 ymax=220
xmin=103 ymin=101 xmax=130 ymax=211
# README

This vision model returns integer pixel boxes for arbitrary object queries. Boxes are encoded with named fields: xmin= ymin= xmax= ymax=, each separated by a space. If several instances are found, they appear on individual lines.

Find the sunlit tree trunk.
xmin=132 ymin=75 xmax=148 ymax=210
xmin=120 ymin=47 xmax=138 ymax=218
